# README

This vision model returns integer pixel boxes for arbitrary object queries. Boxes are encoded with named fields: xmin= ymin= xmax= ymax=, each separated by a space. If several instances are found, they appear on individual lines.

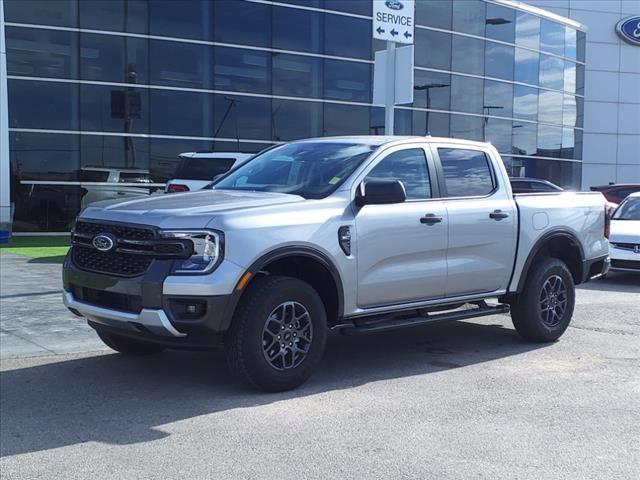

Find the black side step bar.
xmin=337 ymin=302 xmax=510 ymax=335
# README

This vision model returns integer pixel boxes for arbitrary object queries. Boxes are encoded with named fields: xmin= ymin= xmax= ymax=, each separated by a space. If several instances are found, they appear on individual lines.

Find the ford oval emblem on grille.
xmin=93 ymin=234 xmax=115 ymax=252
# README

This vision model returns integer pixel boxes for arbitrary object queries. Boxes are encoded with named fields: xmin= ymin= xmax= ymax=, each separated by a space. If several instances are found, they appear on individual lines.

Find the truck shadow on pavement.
xmin=0 ymin=319 xmax=546 ymax=458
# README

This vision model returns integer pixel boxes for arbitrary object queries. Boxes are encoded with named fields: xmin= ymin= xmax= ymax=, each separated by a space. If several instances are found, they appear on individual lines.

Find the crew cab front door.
xmin=355 ymin=146 xmax=448 ymax=308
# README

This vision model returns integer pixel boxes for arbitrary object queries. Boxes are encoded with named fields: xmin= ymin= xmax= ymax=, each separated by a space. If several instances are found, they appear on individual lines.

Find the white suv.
xmin=165 ymin=152 xmax=253 ymax=193
xmin=80 ymin=167 xmax=154 ymax=208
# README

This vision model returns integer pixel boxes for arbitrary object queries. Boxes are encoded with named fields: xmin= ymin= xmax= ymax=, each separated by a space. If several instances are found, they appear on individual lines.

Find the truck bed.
xmin=509 ymin=192 xmax=608 ymax=292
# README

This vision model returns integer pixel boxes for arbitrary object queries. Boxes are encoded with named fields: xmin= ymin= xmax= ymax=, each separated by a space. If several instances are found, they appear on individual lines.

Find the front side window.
xmin=365 ymin=149 xmax=431 ymax=200
xmin=438 ymin=148 xmax=495 ymax=197
xmin=214 ymin=142 xmax=376 ymax=199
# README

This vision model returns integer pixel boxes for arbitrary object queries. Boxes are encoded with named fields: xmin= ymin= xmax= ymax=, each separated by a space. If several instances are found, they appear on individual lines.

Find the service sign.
xmin=616 ymin=16 xmax=640 ymax=46
xmin=373 ymin=0 xmax=415 ymax=44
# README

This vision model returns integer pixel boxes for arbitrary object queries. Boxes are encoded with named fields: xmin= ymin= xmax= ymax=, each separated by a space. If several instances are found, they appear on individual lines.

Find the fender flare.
xmin=219 ymin=246 xmax=345 ymax=332
xmin=515 ymin=229 xmax=585 ymax=293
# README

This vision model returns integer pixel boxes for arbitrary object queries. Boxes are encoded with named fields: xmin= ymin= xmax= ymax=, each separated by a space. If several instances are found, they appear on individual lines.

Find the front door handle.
xmin=489 ymin=210 xmax=509 ymax=220
xmin=420 ymin=214 xmax=443 ymax=225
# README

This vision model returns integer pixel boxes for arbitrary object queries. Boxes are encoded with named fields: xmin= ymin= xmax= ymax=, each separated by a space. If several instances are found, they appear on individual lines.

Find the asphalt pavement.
xmin=1 ymin=253 xmax=639 ymax=479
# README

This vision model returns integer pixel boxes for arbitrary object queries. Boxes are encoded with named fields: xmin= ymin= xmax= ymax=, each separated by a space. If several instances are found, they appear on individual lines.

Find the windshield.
xmin=213 ymin=142 xmax=376 ymax=199
xmin=613 ymin=197 xmax=640 ymax=220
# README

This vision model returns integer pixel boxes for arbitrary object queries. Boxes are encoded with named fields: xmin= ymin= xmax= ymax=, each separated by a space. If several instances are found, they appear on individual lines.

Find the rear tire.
xmin=225 ymin=275 xmax=327 ymax=392
xmin=97 ymin=331 xmax=165 ymax=355
xmin=511 ymin=257 xmax=575 ymax=342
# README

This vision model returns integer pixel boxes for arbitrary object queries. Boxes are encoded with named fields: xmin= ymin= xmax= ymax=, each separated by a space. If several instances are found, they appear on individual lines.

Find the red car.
xmin=590 ymin=184 xmax=640 ymax=205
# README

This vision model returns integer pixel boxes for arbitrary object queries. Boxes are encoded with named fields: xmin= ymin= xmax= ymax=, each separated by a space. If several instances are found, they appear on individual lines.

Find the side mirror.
xmin=356 ymin=179 xmax=406 ymax=207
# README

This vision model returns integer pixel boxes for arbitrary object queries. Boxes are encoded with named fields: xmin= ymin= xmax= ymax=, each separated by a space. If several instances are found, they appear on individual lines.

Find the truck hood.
xmin=80 ymin=189 xmax=305 ymax=228
xmin=610 ymin=220 xmax=640 ymax=244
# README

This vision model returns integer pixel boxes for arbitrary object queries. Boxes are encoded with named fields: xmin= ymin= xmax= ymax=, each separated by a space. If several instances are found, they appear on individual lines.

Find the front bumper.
xmin=609 ymin=245 xmax=640 ymax=272
xmin=62 ymin=250 xmax=240 ymax=348
xmin=63 ymin=291 xmax=184 ymax=337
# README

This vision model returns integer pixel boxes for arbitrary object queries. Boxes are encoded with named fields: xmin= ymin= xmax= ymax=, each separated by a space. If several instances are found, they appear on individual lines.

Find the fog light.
xmin=186 ymin=304 xmax=198 ymax=314
xmin=170 ymin=299 xmax=207 ymax=320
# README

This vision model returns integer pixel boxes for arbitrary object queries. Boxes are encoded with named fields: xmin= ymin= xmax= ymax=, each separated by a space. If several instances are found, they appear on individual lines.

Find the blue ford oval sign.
xmin=92 ymin=234 xmax=115 ymax=252
xmin=616 ymin=16 xmax=640 ymax=46
xmin=385 ymin=0 xmax=404 ymax=11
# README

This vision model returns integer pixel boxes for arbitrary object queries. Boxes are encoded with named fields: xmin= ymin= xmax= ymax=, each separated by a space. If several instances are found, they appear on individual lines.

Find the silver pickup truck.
xmin=63 ymin=136 xmax=609 ymax=391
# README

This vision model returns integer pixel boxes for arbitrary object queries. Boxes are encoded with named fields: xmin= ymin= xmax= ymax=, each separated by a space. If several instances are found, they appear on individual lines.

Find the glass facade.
xmin=3 ymin=0 xmax=585 ymax=231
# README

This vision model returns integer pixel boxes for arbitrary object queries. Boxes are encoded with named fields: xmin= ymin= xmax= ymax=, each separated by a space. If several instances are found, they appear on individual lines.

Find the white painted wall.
xmin=526 ymin=0 xmax=640 ymax=190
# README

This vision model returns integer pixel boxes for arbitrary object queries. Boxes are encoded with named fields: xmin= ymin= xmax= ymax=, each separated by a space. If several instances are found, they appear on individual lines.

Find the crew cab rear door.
xmin=431 ymin=144 xmax=517 ymax=297
xmin=354 ymin=144 xmax=448 ymax=308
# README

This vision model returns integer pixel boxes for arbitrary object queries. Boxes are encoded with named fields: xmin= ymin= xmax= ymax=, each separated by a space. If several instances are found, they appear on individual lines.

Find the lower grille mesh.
xmin=611 ymin=259 xmax=640 ymax=270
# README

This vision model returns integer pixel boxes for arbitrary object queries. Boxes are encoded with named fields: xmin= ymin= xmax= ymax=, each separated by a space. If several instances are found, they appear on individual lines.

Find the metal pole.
xmin=384 ymin=41 xmax=395 ymax=136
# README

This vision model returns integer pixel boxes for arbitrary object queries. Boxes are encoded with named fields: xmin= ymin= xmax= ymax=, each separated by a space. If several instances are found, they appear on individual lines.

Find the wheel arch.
xmin=516 ymin=229 xmax=585 ymax=293
xmin=222 ymin=246 xmax=345 ymax=332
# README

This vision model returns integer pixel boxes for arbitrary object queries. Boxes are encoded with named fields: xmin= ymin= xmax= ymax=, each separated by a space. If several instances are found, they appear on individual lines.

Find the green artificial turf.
xmin=0 ymin=236 xmax=70 ymax=263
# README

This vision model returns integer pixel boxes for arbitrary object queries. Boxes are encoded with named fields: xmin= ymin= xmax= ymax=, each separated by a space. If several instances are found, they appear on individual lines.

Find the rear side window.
xmin=80 ymin=170 xmax=109 ymax=182
xmin=365 ymin=148 xmax=431 ymax=200
xmin=535 ymin=182 xmax=559 ymax=192
xmin=174 ymin=158 xmax=236 ymax=180
xmin=119 ymin=172 xmax=151 ymax=183
xmin=438 ymin=148 xmax=494 ymax=197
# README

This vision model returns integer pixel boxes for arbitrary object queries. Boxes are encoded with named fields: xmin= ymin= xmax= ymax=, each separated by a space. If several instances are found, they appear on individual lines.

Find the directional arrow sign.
xmin=372 ymin=0 xmax=415 ymax=45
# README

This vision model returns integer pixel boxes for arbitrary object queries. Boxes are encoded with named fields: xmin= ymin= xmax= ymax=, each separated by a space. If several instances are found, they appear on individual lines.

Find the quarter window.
xmin=365 ymin=149 xmax=431 ymax=200
xmin=438 ymin=148 xmax=495 ymax=197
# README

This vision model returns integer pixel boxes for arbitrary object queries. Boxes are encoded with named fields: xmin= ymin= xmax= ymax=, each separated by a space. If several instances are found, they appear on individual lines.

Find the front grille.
xmin=611 ymin=259 xmax=640 ymax=270
xmin=70 ymin=284 xmax=142 ymax=313
xmin=71 ymin=220 xmax=192 ymax=277
xmin=75 ymin=220 xmax=156 ymax=241
xmin=72 ymin=245 xmax=152 ymax=277
xmin=611 ymin=243 xmax=639 ymax=252
xmin=154 ymin=243 xmax=185 ymax=254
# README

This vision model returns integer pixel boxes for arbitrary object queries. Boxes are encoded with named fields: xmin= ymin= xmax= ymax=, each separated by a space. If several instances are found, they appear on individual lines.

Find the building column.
xmin=0 ymin=0 xmax=11 ymax=232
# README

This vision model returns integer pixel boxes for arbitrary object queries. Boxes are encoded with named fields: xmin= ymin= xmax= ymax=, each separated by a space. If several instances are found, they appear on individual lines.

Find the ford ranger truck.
xmin=63 ymin=137 xmax=610 ymax=392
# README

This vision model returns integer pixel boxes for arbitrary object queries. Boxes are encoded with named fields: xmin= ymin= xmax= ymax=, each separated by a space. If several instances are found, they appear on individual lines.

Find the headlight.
xmin=161 ymin=230 xmax=223 ymax=274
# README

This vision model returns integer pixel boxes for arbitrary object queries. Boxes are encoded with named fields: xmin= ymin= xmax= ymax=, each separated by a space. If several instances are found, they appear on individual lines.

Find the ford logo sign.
xmin=616 ymin=16 xmax=640 ymax=46
xmin=385 ymin=0 xmax=404 ymax=11
xmin=92 ymin=234 xmax=115 ymax=252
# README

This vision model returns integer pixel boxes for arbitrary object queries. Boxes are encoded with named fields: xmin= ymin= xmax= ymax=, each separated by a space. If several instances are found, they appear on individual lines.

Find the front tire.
xmin=511 ymin=257 xmax=575 ymax=342
xmin=97 ymin=331 xmax=165 ymax=355
xmin=225 ymin=276 xmax=327 ymax=392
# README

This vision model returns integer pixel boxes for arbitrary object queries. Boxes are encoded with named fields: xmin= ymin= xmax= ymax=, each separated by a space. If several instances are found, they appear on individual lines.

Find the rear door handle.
xmin=420 ymin=214 xmax=443 ymax=225
xmin=489 ymin=210 xmax=509 ymax=220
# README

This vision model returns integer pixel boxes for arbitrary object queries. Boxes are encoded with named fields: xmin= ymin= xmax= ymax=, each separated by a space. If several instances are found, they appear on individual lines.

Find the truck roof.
xmin=291 ymin=135 xmax=494 ymax=149
xmin=178 ymin=152 xmax=253 ymax=159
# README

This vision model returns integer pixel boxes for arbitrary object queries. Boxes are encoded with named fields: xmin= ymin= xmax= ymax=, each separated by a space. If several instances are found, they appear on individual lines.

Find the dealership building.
xmin=0 ymin=0 xmax=638 ymax=232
